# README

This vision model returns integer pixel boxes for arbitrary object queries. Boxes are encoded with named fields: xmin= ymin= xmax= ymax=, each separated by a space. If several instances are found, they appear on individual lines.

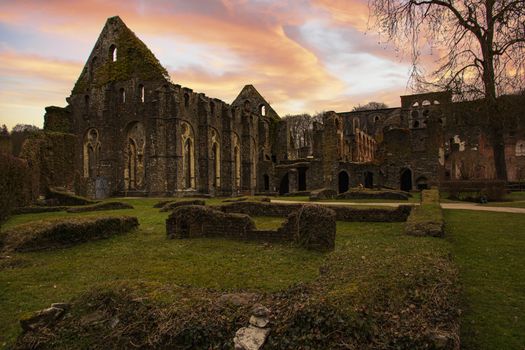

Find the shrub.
xmin=0 ymin=154 xmax=32 ymax=225
xmin=406 ymin=189 xmax=444 ymax=237
xmin=0 ymin=216 xmax=138 ymax=252
xmin=337 ymin=188 xmax=411 ymax=200
xmin=66 ymin=202 xmax=133 ymax=213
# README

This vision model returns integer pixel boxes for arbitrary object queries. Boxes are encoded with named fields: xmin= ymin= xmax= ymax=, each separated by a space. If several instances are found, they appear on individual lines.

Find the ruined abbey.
xmin=41 ymin=16 xmax=525 ymax=199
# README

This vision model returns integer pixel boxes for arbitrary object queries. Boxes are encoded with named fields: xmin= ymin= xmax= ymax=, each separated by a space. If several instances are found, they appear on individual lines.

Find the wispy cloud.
xmin=0 ymin=0 xmax=421 ymax=129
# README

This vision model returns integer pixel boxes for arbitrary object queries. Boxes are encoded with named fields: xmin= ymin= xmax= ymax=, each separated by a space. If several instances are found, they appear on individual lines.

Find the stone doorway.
xmin=338 ymin=171 xmax=349 ymax=193
xmin=364 ymin=171 xmax=374 ymax=188
xmin=279 ymin=173 xmax=289 ymax=195
xmin=297 ymin=167 xmax=307 ymax=191
xmin=400 ymin=168 xmax=413 ymax=192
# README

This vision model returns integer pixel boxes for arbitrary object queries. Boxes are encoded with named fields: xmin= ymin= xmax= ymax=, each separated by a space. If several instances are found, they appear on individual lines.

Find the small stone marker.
xmin=234 ymin=304 xmax=271 ymax=350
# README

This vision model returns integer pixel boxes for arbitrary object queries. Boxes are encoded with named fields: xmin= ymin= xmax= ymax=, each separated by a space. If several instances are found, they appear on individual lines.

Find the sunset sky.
xmin=0 ymin=0 xmax=431 ymax=130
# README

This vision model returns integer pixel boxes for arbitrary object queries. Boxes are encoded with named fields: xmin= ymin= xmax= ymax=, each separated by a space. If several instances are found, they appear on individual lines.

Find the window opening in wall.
xmin=110 ymin=45 xmax=117 ymax=62
xmin=184 ymin=93 xmax=190 ymax=108
xmin=400 ymin=168 xmax=413 ymax=191
xmin=210 ymin=101 xmax=215 ymax=116
xmin=422 ymin=100 xmax=431 ymax=106
xmin=120 ymin=89 xmax=126 ymax=103
xmin=263 ymin=174 xmax=270 ymax=191
xmin=139 ymin=85 xmax=145 ymax=103
xmin=516 ymin=141 xmax=525 ymax=156
xmin=260 ymin=105 xmax=266 ymax=116
xmin=413 ymin=120 xmax=420 ymax=128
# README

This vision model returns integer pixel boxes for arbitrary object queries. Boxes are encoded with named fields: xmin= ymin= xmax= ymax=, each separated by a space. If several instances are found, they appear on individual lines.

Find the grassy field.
xmin=445 ymin=209 xmax=525 ymax=349
xmin=2 ymin=197 xmax=524 ymax=348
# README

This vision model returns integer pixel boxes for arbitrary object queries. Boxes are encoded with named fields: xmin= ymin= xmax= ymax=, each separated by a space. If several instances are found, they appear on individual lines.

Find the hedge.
xmin=0 ymin=154 xmax=32 ymax=225
xmin=0 ymin=216 xmax=139 ymax=252
xmin=441 ymin=180 xmax=506 ymax=202
xmin=66 ymin=202 xmax=133 ymax=213
xmin=337 ymin=188 xmax=411 ymax=200
xmin=405 ymin=189 xmax=444 ymax=237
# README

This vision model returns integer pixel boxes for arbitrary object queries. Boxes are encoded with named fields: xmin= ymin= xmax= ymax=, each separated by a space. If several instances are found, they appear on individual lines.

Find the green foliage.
xmin=1 ymin=216 xmax=138 ymax=252
xmin=0 ymin=154 xmax=31 ymax=225
xmin=446 ymin=210 xmax=525 ymax=349
xmin=72 ymin=23 xmax=170 ymax=94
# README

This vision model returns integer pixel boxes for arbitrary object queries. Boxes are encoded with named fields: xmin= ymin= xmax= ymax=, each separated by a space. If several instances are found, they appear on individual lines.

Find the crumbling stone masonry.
xmin=166 ymin=204 xmax=336 ymax=251
xmin=40 ymin=16 xmax=525 ymax=200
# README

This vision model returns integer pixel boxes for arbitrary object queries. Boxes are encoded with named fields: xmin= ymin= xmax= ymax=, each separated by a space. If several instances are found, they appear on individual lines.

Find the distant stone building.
xmin=42 ymin=16 xmax=525 ymax=199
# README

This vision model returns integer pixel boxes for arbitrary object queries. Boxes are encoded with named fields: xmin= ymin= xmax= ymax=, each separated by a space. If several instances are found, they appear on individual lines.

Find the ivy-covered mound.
xmin=14 ymin=230 xmax=459 ymax=349
xmin=66 ymin=201 xmax=134 ymax=213
xmin=0 ymin=216 xmax=138 ymax=252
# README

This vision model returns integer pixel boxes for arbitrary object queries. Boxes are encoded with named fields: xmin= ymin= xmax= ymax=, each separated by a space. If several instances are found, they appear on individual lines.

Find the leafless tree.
xmin=369 ymin=0 xmax=525 ymax=180
xmin=283 ymin=114 xmax=315 ymax=149
xmin=352 ymin=101 xmax=389 ymax=111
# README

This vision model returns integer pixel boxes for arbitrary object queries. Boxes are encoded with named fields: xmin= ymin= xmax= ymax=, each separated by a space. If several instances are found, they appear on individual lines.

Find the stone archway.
xmin=400 ymin=168 xmax=413 ymax=192
xmin=338 ymin=171 xmax=349 ymax=194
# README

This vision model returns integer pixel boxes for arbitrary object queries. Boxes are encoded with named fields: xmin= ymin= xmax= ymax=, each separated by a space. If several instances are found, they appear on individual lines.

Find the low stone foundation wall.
xmin=166 ymin=204 xmax=336 ymax=251
xmin=220 ymin=201 xmax=412 ymax=222
xmin=166 ymin=206 xmax=255 ymax=239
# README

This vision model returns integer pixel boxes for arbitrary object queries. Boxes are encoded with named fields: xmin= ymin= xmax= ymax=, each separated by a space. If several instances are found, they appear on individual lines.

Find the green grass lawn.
xmin=445 ymin=209 xmax=525 ymax=349
xmin=2 ymin=197 xmax=524 ymax=349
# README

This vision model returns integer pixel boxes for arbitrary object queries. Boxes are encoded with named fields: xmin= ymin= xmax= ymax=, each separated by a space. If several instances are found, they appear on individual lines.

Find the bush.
xmin=66 ymin=202 xmax=133 ymax=213
xmin=0 ymin=154 xmax=32 ymax=225
xmin=405 ymin=189 xmax=444 ymax=237
xmin=0 ymin=216 xmax=138 ymax=252
xmin=442 ymin=180 xmax=506 ymax=202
